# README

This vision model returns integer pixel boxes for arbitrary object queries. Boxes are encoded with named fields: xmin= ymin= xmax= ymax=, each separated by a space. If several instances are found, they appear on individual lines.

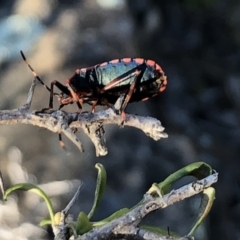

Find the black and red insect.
xmin=20 ymin=51 xmax=167 ymax=119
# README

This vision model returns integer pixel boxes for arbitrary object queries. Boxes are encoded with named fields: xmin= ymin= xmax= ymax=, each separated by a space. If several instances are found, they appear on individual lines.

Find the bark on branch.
xmin=0 ymin=79 xmax=168 ymax=156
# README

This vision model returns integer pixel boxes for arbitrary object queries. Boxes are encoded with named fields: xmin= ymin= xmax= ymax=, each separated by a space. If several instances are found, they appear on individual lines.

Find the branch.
xmin=0 ymin=80 xmax=168 ymax=156
xmin=55 ymin=172 xmax=218 ymax=240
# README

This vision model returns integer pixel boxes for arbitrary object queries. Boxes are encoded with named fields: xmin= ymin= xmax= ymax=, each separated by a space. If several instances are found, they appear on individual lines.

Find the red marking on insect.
xmin=109 ymin=59 xmax=119 ymax=64
xmin=142 ymin=97 xmax=149 ymax=101
xmin=146 ymin=60 xmax=156 ymax=67
xmin=122 ymin=58 xmax=132 ymax=63
xmin=156 ymin=64 xmax=162 ymax=71
xmin=99 ymin=62 xmax=108 ymax=67
xmin=160 ymin=86 xmax=166 ymax=92
xmin=163 ymin=78 xmax=167 ymax=85
xmin=135 ymin=58 xmax=144 ymax=64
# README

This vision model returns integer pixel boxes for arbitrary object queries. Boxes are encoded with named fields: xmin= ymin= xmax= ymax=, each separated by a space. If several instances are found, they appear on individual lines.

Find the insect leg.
xmin=120 ymin=70 xmax=142 ymax=119
xmin=49 ymin=80 xmax=70 ymax=108
xmin=91 ymin=100 xmax=98 ymax=113
xmin=58 ymin=131 xmax=66 ymax=150
xmin=76 ymin=102 xmax=82 ymax=113
xmin=66 ymin=83 xmax=83 ymax=112
xmin=102 ymin=98 xmax=111 ymax=108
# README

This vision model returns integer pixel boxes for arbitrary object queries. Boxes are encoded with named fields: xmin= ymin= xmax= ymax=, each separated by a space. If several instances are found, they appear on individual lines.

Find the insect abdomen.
xmin=94 ymin=58 xmax=164 ymax=87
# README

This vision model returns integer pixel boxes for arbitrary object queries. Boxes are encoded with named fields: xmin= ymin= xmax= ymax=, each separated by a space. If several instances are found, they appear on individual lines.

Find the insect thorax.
xmin=69 ymin=69 xmax=98 ymax=92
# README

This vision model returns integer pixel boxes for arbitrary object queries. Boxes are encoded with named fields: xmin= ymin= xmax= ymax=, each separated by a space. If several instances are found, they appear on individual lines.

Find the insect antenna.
xmin=20 ymin=51 xmax=58 ymax=96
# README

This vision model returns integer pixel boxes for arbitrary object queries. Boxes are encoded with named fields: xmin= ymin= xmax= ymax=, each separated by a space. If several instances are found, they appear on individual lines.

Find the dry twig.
xmin=0 ymin=79 xmax=167 ymax=156
xmin=54 ymin=172 xmax=218 ymax=240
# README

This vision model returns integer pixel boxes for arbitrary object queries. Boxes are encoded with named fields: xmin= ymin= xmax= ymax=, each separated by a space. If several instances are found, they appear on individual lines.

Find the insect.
xmin=20 ymin=51 xmax=167 ymax=119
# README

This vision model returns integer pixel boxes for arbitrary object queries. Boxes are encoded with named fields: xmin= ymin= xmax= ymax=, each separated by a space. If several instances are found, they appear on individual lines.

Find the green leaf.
xmin=39 ymin=219 xmax=52 ymax=226
xmin=188 ymin=187 xmax=216 ymax=236
xmin=87 ymin=163 xmax=107 ymax=220
xmin=140 ymin=225 xmax=180 ymax=237
xmin=159 ymin=162 xmax=212 ymax=194
xmin=4 ymin=183 xmax=55 ymax=224
xmin=76 ymin=212 xmax=93 ymax=235
xmin=93 ymin=208 xmax=129 ymax=227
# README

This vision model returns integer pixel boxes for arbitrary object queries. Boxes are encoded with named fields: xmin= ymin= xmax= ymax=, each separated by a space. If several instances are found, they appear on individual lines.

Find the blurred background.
xmin=0 ymin=0 xmax=239 ymax=239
